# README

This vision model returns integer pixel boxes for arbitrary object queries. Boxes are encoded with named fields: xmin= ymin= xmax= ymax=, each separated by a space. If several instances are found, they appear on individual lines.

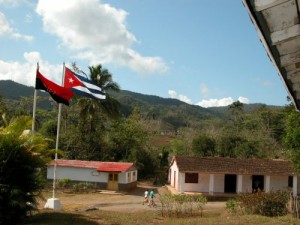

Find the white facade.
xmin=47 ymin=166 xmax=107 ymax=182
xmin=169 ymin=161 xmax=297 ymax=195
xmin=47 ymin=166 xmax=137 ymax=185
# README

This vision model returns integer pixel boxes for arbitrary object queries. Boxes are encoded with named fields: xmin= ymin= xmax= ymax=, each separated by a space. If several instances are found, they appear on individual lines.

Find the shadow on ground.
xmin=24 ymin=211 xmax=99 ymax=225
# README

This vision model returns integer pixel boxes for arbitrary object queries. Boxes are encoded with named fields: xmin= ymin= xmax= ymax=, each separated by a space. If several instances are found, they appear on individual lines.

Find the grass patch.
xmin=22 ymin=209 xmax=300 ymax=225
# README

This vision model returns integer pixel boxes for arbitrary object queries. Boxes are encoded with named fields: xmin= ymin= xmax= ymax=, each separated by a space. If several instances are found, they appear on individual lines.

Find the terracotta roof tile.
xmin=173 ymin=156 xmax=295 ymax=176
xmin=97 ymin=162 xmax=134 ymax=172
xmin=49 ymin=159 xmax=135 ymax=172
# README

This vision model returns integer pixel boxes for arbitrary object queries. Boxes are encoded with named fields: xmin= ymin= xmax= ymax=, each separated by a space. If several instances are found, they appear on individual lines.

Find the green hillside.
xmin=0 ymin=80 xmax=284 ymax=130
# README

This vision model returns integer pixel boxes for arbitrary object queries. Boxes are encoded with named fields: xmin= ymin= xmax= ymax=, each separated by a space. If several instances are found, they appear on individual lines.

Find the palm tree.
xmin=73 ymin=63 xmax=121 ymax=131
xmin=0 ymin=116 xmax=51 ymax=224
xmin=229 ymin=100 xmax=244 ymax=122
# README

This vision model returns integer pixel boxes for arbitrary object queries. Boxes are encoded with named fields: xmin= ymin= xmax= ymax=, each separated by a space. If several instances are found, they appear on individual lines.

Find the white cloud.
xmin=0 ymin=12 xmax=33 ymax=41
xmin=36 ymin=0 xmax=168 ymax=74
xmin=238 ymin=96 xmax=249 ymax=104
xmin=168 ymin=90 xmax=192 ymax=104
xmin=196 ymin=97 xmax=234 ymax=108
xmin=0 ymin=51 xmax=63 ymax=87
xmin=196 ymin=96 xmax=250 ymax=108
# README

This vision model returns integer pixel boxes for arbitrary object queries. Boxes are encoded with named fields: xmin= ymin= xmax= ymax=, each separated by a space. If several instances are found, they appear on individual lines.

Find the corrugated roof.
xmin=172 ymin=156 xmax=295 ymax=176
xmin=49 ymin=159 xmax=135 ymax=172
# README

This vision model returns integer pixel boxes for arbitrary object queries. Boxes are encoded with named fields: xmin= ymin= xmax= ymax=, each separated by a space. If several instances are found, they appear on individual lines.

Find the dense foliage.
xmin=237 ymin=191 xmax=289 ymax=217
xmin=0 ymin=116 xmax=50 ymax=225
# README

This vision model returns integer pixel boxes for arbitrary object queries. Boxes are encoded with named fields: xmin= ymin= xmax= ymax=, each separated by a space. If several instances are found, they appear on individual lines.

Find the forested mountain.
xmin=0 ymin=80 xmax=284 ymax=128
xmin=0 ymin=80 xmax=47 ymax=99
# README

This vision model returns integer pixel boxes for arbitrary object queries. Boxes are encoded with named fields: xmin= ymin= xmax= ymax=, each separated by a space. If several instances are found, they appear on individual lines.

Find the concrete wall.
xmin=168 ymin=161 xmax=296 ymax=194
xmin=169 ymin=161 xmax=179 ymax=190
xmin=270 ymin=175 xmax=289 ymax=191
xmin=47 ymin=166 xmax=138 ymax=185
xmin=47 ymin=166 xmax=107 ymax=183
xmin=241 ymin=175 xmax=252 ymax=193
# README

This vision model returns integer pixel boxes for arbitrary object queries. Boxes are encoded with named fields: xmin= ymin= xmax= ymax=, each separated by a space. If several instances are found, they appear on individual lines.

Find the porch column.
xmin=179 ymin=172 xmax=184 ymax=194
xmin=293 ymin=175 xmax=298 ymax=197
xmin=209 ymin=174 xmax=214 ymax=195
xmin=237 ymin=175 xmax=243 ymax=193
xmin=265 ymin=175 xmax=270 ymax=193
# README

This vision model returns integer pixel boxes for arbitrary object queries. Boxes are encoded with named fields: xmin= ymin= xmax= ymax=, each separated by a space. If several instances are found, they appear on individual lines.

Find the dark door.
xmin=252 ymin=175 xmax=264 ymax=192
xmin=224 ymin=174 xmax=237 ymax=193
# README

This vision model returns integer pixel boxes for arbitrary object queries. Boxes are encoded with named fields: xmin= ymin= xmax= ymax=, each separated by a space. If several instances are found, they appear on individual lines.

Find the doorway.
xmin=252 ymin=175 xmax=264 ymax=192
xmin=107 ymin=173 xmax=118 ymax=191
xmin=224 ymin=174 xmax=237 ymax=193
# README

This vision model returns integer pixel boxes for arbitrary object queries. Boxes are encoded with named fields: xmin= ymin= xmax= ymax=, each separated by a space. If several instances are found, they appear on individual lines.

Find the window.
xmin=127 ymin=172 xmax=131 ymax=182
xmin=288 ymin=176 xmax=293 ymax=188
xmin=109 ymin=173 xmax=118 ymax=181
xmin=185 ymin=173 xmax=198 ymax=183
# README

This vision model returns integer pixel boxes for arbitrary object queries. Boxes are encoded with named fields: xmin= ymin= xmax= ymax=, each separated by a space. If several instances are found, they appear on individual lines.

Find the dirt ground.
xmin=40 ymin=181 xmax=226 ymax=213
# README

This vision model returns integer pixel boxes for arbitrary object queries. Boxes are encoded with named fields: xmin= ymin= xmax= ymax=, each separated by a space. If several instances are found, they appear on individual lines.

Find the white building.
xmin=47 ymin=159 xmax=137 ymax=191
xmin=169 ymin=156 xmax=299 ymax=196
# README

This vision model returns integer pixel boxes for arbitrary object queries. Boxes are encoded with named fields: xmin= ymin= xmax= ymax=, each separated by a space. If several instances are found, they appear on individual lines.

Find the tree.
xmin=229 ymin=101 xmax=244 ymax=131
xmin=0 ymin=116 xmax=50 ymax=225
xmin=217 ymin=134 xmax=242 ymax=157
xmin=108 ymin=110 xmax=149 ymax=161
xmin=74 ymin=63 xmax=121 ymax=126
xmin=283 ymin=110 xmax=300 ymax=171
xmin=59 ymin=63 xmax=121 ymax=160
xmin=192 ymin=134 xmax=216 ymax=156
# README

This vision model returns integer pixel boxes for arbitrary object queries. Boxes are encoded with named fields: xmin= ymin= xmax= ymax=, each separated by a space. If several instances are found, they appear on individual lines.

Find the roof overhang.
xmin=243 ymin=0 xmax=300 ymax=111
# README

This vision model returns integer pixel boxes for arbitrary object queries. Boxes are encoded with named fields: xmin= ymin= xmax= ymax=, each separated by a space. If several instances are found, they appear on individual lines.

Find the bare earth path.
xmin=40 ymin=181 xmax=225 ymax=213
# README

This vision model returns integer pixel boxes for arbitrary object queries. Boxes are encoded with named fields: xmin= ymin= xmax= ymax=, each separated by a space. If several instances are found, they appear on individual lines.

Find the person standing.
xmin=142 ymin=189 xmax=149 ymax=205
xmin=149 ymin=189 xmax=155 ymax=207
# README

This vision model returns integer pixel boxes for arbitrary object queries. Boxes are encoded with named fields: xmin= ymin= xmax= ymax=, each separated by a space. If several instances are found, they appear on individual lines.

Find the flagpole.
xmin=44 ymin=63 xmax=65 ymax=210
xmin=32 ymin=63 xmax=38 ymax=133
xmin=52 ymin=62 xmax=65 ymax=199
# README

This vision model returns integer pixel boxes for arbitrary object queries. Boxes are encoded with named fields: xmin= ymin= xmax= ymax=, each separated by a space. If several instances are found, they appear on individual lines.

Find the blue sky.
xmin=0 ymin=0 xmax=289 ymax=107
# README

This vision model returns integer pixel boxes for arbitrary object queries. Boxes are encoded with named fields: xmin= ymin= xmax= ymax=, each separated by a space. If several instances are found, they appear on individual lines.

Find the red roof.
xmin=49 ymin=159 xmax=135 ymax=172
xmin=97 ymin=162 xmax=135 ymax=172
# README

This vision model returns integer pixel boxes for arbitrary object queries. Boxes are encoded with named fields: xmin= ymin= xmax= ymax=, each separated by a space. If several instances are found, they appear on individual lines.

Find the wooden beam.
xmin=287 ymin=68 xmax=300 ymax=77
xmin=254 ymin=0 xmax=290 ymax=11
xmin=280 ymin=51 xmax=300 ymax=67
xmin=271 ymin=24 xmax=300 ymax=45
xmin=292 ymin=82 xmax=300 ymax=92
xmin=288 ymin=72 xmax=300 ymax=82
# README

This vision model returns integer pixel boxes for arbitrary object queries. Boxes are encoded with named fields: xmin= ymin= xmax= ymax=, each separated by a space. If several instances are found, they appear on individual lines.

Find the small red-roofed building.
xmin=47 ymin=159 xmax=137 ymax=191
xmin=169 ymin=156 xmax=299 ymax=197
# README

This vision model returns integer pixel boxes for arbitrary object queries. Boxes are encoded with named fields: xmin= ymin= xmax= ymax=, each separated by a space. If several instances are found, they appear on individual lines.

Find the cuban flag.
xmin=64 ymin=67 xmax=106 ymax=100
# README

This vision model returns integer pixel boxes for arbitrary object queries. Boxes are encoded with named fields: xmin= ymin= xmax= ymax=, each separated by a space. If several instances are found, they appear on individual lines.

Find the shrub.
xmin=159 ymin=194 xmax=207 ymax=217
xmin=238 ymin=190 xmax=289 ymax=217
xmin=226 ymin=198 xmax=238 ymax=215
xmin=72 ymin=182 xmax=93 ymax=193
xmin=56 ymin=178 xmax=71 ymax=192
xmin=0 ymin=133 xmax=45 ymax=225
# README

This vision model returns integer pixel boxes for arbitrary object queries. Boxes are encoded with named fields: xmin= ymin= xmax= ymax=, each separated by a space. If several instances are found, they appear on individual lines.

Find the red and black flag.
xmin=35 ymin=69 xmax=74 ymax=105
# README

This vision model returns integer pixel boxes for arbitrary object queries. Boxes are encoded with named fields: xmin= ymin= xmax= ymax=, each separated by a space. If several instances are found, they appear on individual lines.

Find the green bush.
xmin=56 ymin=178 xmax=71 ymax=192
xmin=238 ymin=190 xmax=289 ymax=217
xmin=159 ymin=194 xmax=207 ymax=217
xmin=72 ymin=182 xmax=93 ymax=193
xmin=226 ymin=198 xmax=238 ymax=215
